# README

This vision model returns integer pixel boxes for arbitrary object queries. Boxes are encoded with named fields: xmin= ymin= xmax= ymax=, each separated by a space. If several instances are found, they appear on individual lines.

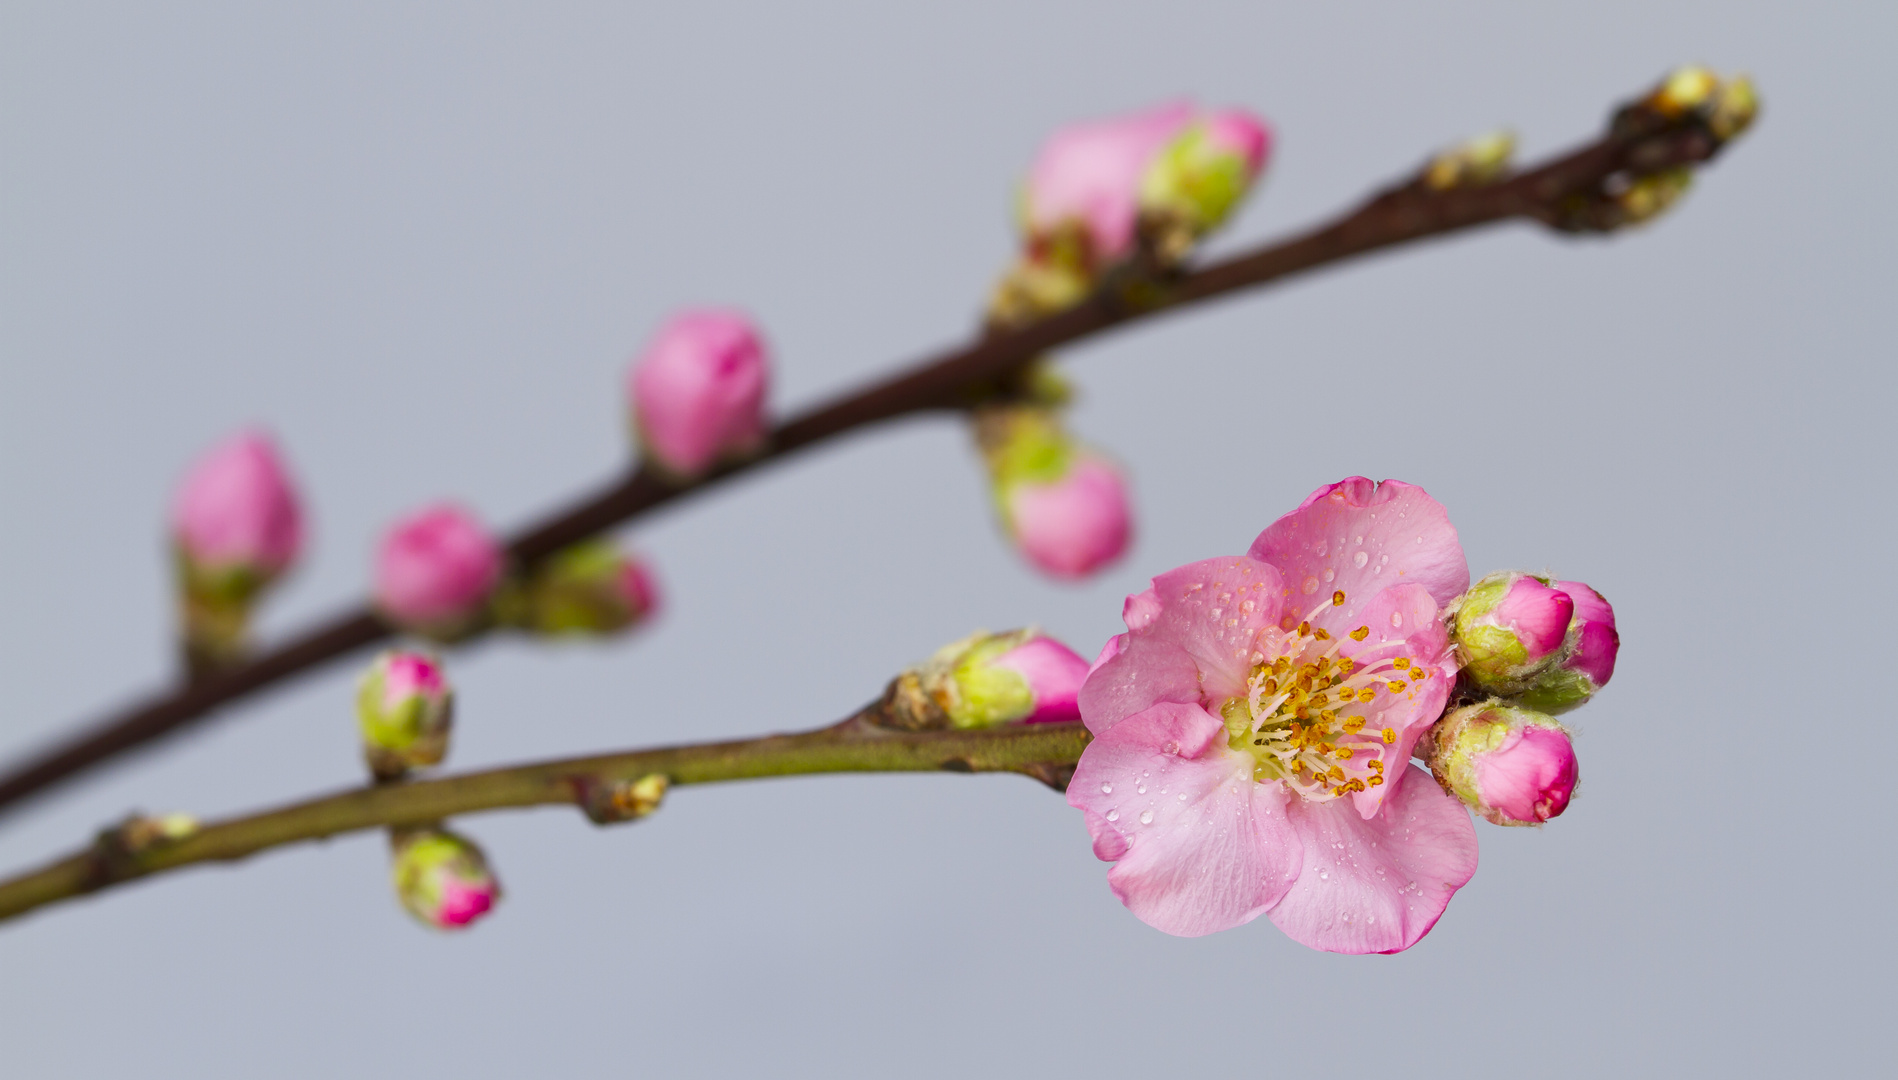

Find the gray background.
xmin=1 ymin=1 xmax=1890 ymax=1076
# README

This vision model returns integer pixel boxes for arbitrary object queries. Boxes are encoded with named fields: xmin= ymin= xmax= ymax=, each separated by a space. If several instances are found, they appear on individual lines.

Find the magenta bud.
xmin=1450 ymin=571 xmax=1576 ymax=693
xmin=171 ymin=429 xmax=304 ymax=583
xmin=1427 ymin=702 xmax=1578 ymax=827
xmin=373 ymin=503 xmax=503 ymax=639
xmin=358 ymin=650 xmax=454 ymax=779
xmin=1004 ymin=457 xmax=1133 ymax=580
xmin=1518 ymin=580 xmax=1619 ymax=714
xmin=1021 ymin=102 xmax=1194 ymax=263
xmin=881 ymin=629 xmax=1090 ymax=730
xmin=390 ymin=828 xmax=500 ymax=930
xmin=629 ymin=310 xmax=770 ymax=480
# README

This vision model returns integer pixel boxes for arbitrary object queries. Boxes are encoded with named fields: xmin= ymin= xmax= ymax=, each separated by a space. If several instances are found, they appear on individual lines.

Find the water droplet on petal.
xmin=1101 ymin=782 xmax=1113 ymax=794
xmin=1136 ymin=783 xmax=1147 ymax=795
xmin=1352 ymin=551 xmax=1369 ymax=569
xmin=1106 ymin=809 xmax=1119 ymax=822
xmin=1390 ymin=611 xmax=1404 ymax=628
xmin=1354 ymin=535 xmax=1364 ymax=545
xmin=1322 ymin=568 xmax=1335 ymax=583
xmin=1162 ymin=741 xmax=1179 ymax=755
xmin=1301 ymin=576 xmax=1319 ymax=595
xmin=1139 ymin=810 xmax=1154 ymax=825
xmin=1315 ymin=541 xmax=1329 ymax=557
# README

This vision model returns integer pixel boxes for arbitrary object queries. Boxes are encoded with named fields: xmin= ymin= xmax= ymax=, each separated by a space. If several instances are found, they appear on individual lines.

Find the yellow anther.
xmin=1387 ymin=680 xmax=1407 ymax=693
xmin=1336 ymin=658 xmax=1355 ymax=674
xmin=1358 ymin=688 xmax=1377 ymax=703
xmin=1392 ymin=658 xmax=1411 ymax=670
xmin=1274 ymin=657 xmax=1291 ymax=675
xmin=1327 ymin=766 xmax=1346 ymax=782
xmin=1332 ymin=591 xmax=1346 ymax=607
xmin=1367 ymin=758 xmax=1384 ymax=771
xmin=1313 ymin=628 xmax=1331 ymax=641
xmin=1342 ymin=716 xmax=1365 ymax=733
xmin=1367 ymin=775 xmax=1384 ymax=787
xmin=1336 ymin=747 xmax=1354 ymax=760
xmin=1380 ymin=727 xmax=1397 ymax=745
xmin=1349 ymin=626 xmax=1370 ymax=642
xmin=1297 ymin=621 xmax=1311 ymax=637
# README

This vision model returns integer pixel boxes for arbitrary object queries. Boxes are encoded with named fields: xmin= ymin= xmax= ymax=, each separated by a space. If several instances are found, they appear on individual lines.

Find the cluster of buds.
xmin=973 ymin=403 xmax=1131 ymax=580
xmin=879 ymin=628 xmax=1089 ymax=731
xmin=628 ymin=309 xmax=770 ymax=482
xmin=494 ymin=540 xmax=661 ymax=638
xmin=990 ymin=100 xmax=1272 ymax=327
xmin=169 ymin=430 xmax=304 ymax=674
xmin=1552 ymin=65 xmax=1759 ymax=233
xmin=1430 ymin=572 xmax=1619 ymax=825
xmin=389 ymin=828 xmax=501 ymax=930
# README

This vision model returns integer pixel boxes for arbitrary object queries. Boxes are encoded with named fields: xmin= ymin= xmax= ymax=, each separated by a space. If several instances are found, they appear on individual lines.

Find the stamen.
xmin=1332 ymin=590 xmax=1346 ymax=606
xmin=1350 ymin=626 xmax=1370 ymax=641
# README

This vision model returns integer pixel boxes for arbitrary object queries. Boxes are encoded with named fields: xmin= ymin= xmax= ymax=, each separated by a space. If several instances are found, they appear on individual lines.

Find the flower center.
xmin=1219 ymin=591 xmax=1431 ymax=802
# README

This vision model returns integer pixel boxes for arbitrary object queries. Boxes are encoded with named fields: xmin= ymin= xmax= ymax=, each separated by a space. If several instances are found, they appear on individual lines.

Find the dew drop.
xmin=1319 ymin=869 xmax=1330 ymax=881
xmin=1380 ymin=554 xmax=1389 ymax=564
xmin=1352 ymin=551 xmax=1369 ymax=569
xmin=1390 ymin=611 xmax=1404 ymax=628
xmin=1101 ymin=782 xmax=1113 ymax=794
xmin=1354 ymin=535 xmax=1364 ymax=545
xmin=1179 ymin=792 xmax=1189 ymax=801
xmin=1322 ymin=567 xmax=1336 ymax=583
xmin=1106 ymin=809 xmax=1119 ymax=822
xmin=1136 ymin=783 xmax=1148 ymax=795
xmin=1315 ymin=541 xmax=1329 ymax=556
xmin=1139 ymin=810 xmax=1154 ymax=825
xmin=1301 ymin=576 xmax=1319 ymax=595
xmin=1162 ymin=741 xmax=1179 ymax=755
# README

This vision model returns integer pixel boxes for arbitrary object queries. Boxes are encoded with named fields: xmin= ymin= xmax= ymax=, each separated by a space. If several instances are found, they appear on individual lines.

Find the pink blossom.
xmin=994 ymin=636 xmax=1090 ymax=724
xmin=1023 ymin=102 xmax=1194 ymax=261
xmin=1069 ymin=478 xmax=1479 ymax=953
xmin=358 ymin=649 xmax=454 ymax=779
xmin=435 ymin=876 xmax=498 ymax=927
xmin=391 ymin=829 xmax=500 ymax=931
xmin=373 ymin=503 xmax=503 ymax=633
xmin=629 ymin=310 xmax=770 ymax=478
xmin=378 ymin=650 xmax=447 ymax=713
xmin=1005 ymin=457 xmax=1132 ymax=580
xmin=170 ymin=429 xmax=303 ymax=577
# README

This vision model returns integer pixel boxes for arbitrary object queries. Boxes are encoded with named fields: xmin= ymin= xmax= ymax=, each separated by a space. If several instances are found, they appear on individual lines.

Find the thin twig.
xmin=0 ymin=716 xmax=1091 ymax=924
xmin=0 ymin=86 xmax=1739 ymax=817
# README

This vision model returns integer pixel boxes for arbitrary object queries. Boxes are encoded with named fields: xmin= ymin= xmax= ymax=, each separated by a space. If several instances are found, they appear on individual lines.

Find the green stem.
xmin=0 ymin=717 xmax=1089 ymax=924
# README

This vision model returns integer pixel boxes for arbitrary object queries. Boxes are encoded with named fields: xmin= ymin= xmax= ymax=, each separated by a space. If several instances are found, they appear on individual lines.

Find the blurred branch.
xmin=0 ymin=80 xmax=1747 ymax=818
xmin=0 ymin=717 xmax=1090 ymax=924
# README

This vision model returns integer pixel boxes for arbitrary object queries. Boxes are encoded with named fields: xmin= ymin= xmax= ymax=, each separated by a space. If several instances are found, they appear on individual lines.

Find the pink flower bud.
xmin=373 ymin=503 xmax=503 ymax=637
xmin=881 ymin=629 xmax=1089 ymax=730
xmin=505 ymin=541 xmax=661 ymax=637
xmin=993 ymin=635 xmax=1089 ymax=724
xmin=170 ymin=429 xmax=303 ymax=583
xmin=1022 ymin=102 xmax=1194 ymax=262
xmin=357 ymin=649 xmax=454 ymax=780
xmin=1139 ymin=109 xmax=1273 ymax=239
xmin=1427 ymin=702 xmax=1578 ymax=827
xmin=1004 ymin=457 xmax=1132 ymax=580
xmin=629 ymin=310 xmax=770 ymax=479
xmin=390 ymin=828 xmax=500 ymax=930
xmin=1451 ymin=571 xmax=1575 ymax=692
xmin=1519 ymin=580 xmax=1619 ymax=714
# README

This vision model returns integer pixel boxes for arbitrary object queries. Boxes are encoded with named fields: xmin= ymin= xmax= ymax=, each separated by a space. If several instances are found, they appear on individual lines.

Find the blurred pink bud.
xmin=358 ymin=649 xmax=454 ymax=779
xmin=1200 ymin=109 xmax=1272 ymax=176
xmin=374 ymin=504 xmax=503 ymax=636
xmin=1428 ymin=702 xmax=1577 ymax=827
xmin=1451 ymin=571 xmax=1575 ymax=692
xmin=391 ymin=829 xmax=500 ymax=930
xmin=170 ymin=429 xmax=303 ymax=580
xmin=629 ymin=310 xmax=770 ymax=479
xmin=995 ymin=635 xmax=1090 ymax=724
xmin=1005 ymin=457 xmax=1132 ymax=580
xmin=1022 ymin=102 xmax=1194 ymax=261
xmin=618 ymin=557 xmax=662 ymax=620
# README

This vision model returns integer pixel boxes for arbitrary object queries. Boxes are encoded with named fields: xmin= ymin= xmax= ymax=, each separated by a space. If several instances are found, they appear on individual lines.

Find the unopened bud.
xmin=976 ymin=406 xmax=1131 ymax=580
xmin=629 ymin=310 xmax=770 ymax=480
xmin=1426 ymin=702 xmax=1578 ymax=826
xmin=358 ymin=650 xmax=454 ymax=780
xmin=580 ymin=773 xmax=669 ymax=824
xmin=1650 ymin=65 xmax=1720 ymax=117
xmin=502 ymin=541 xmax=661 ymax=637
xmin=1021 ymin=102 xmax=1194 ymax=265
xmin=390 ymin=828 xmax=500 ymax=930
xmin=883 ymin=628 xmax=1090 ymax=730
xmin=1450 ymin=572 xmax=1574 ymax=693
xmin=373 ymin=503 xmax=504 ymax=640
xmin=1139 ymin=109 xmax=1273 ymax=257
xmin=1647 ymin=66 xmax=1760 ymax=142
xmin=170 ymin=430 xmax=304 ymax=669
xmin=1614 ymin=167 xmax=1693 ymax=226
xmin=1422 ymin=131 xmax=1516 ymax=190
xmin=109 ymin=812 xmax=202 ymax=855
xmin=1518 ymin=580 xmax=1619 ymax=714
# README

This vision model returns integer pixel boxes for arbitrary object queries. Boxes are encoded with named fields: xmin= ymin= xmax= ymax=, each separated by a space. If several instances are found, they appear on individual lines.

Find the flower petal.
xmin=1078 ymin=556 xmax=1284 ymax=733
xmin=1249 ymin=478 xmax=1469 ymax=612
xmin=1336 ymin=583 xmax=1457 ymax=819
xmin=1068 ymin=702 xmax=1302 ymax=937
xmin=1267 ymin=764 xmax=1478 ymax=954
